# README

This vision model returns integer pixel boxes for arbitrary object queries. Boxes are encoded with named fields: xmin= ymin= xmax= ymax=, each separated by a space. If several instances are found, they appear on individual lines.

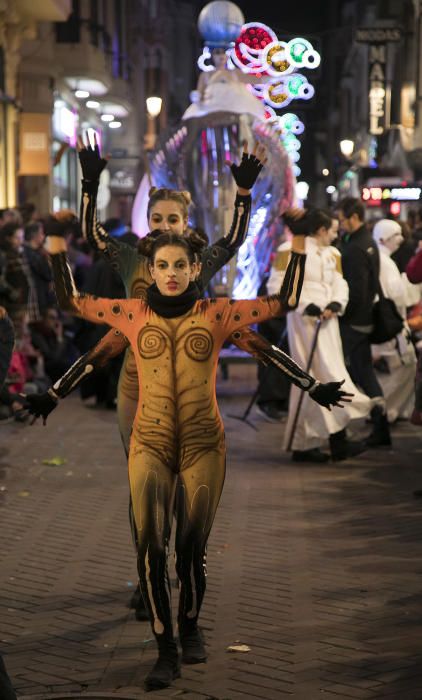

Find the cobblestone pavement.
xmin=1 ymin=366 xmax=422 ymax=700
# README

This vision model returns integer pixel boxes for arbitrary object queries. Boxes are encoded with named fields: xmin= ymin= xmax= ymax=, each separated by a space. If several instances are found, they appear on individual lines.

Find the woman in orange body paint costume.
xmin=47 ymin=228 xmax=342 ymax=690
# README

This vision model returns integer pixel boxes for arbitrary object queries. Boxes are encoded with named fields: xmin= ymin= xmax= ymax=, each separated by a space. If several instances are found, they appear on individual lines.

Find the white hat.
xmin=372 ymin=219 xmax=402 ymax=244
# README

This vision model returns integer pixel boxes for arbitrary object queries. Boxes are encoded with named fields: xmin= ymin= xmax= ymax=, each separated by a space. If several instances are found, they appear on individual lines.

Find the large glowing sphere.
xmin=198 ymin=1 xmax=245 ymax=48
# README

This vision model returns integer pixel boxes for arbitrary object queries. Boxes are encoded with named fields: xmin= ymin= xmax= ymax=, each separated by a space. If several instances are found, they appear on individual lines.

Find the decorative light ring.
xmin=293 ymin=165 xmax=301 ymax=176
xmin=262 ymin=41 xmax=294 ymax=77
xmin=266 ymin=82 xmax=292 ymax=108
xmin=298 ymin=81 xmax=315 ymax=100
xmin=302 ymin=49 xmax=321 ymax=69
xmin=232 ymin=22 xmax=276 ymax=73
xmin=286 ymin=38 xmax=313 ymax=65
xmin=230 ymin=42 xmax=264 ymax=73
xmin=286 ymin=74 xmax=306 ymax=97
xmin=279 ymin=113 xmax=305 ymax=134
xmin=283 ymin=134 xmax=301 ymax=150
xmin=289 ymin=150 xmax=301 ymax=163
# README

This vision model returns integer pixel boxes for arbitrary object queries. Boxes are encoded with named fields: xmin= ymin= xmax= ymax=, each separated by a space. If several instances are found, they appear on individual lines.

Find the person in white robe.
xmin=267 ymin=209 xmax=371 ymax=462
xmin=372 ymin=219 xmax=417 ymax=423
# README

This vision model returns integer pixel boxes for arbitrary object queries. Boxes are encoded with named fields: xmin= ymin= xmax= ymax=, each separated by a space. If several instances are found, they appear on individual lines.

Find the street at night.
xmin=2 ymin=0 xmax=422 ymax=698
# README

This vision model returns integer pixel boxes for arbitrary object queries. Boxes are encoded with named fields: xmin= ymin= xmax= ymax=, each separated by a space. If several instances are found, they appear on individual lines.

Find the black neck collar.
xmin=146 ymin=282 xmax=200 ymax=318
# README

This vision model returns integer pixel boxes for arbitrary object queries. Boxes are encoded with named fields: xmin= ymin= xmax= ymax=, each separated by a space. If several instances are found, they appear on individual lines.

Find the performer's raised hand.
xmin=310 ymin=379 xmax=353 ymax=410
xmin=226 ymin=140 xmax=267 ymax=193
xmin=77 ymin=132 xmax=108 ymax=181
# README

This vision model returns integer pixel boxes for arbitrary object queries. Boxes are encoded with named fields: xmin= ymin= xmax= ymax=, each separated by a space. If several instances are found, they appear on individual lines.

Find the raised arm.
xmin=77 ymin=135 xmax=139 ymax=282
xmin=200 ymin=142 xmax=265 ymax=287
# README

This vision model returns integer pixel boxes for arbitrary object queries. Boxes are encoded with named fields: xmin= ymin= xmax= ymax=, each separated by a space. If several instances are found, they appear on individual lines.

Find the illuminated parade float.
xmin=132 ymin=1 xmax=320 ymax=296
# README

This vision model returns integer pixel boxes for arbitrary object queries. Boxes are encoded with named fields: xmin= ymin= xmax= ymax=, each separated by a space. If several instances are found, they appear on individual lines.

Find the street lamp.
xmin=340 ymin=139 xmax=354 ymax=158
xmin=144 ymin=96 xmax=162 ymax=152
xmin=146 ymin=96 xmax=162 ymax=118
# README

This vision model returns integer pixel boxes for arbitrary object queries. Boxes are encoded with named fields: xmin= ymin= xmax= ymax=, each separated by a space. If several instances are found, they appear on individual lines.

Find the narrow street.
xmin=1 ymin=365 xmax=422 ymax=700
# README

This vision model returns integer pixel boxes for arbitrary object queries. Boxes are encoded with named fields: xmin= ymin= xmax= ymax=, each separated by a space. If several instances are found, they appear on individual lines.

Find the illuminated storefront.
xmin=361 ymin=182 xmax=421 ymax=217
xmin=52 ymin=99 xmax=78 ymax=211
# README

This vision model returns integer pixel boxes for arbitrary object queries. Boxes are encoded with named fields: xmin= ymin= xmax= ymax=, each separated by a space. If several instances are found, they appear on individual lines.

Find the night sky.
xmin=192 ymin=0 xmax=330 ymax=37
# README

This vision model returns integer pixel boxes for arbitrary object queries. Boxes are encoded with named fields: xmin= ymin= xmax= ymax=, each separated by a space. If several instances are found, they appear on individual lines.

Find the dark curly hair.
xmin=283 ymin=207 xmax=333 ymax=236
xmin=138 ymin=231 xmax=207 ymax=264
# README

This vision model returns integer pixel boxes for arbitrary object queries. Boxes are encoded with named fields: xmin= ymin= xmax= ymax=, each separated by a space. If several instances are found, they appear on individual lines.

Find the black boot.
xmin=179 ymin=621 xmax=207 ymax=664
xmin=329 ymin=429 xmax=367 ymax=461
xmin=292 ymin=448 xmax=330 ymax=463
xmin=144 ymin=637 xmax=180 ymax=691
xmin=366 ymin=405 xmax=392 ymax=447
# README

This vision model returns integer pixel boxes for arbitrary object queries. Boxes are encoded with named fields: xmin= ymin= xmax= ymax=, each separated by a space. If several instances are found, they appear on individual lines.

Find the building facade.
xmin=0 ymin=0 xmax=200 ymax=221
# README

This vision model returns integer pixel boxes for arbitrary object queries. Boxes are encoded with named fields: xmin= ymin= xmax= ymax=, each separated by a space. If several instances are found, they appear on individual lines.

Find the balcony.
xmin=55 ymin=24 xmax=113 ymax=97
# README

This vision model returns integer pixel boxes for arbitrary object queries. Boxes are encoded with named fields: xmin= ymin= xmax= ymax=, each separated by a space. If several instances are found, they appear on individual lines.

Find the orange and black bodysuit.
xmin=48 ymin=180 xmax=313 ymax=455
xmin=51 ymin=248 xmax=304 ymax=643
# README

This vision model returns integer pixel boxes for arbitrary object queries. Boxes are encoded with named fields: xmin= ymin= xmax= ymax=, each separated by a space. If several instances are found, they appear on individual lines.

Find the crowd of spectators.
xmin=1 ymin=198 xmax=422 ymax=436
xmin=0 ymin=205 xmax=132 ymax=423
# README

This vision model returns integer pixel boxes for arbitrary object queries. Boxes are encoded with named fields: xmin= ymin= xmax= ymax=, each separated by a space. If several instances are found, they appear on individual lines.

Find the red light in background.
xmin=390 ymin=201 xmax=401 ymax=216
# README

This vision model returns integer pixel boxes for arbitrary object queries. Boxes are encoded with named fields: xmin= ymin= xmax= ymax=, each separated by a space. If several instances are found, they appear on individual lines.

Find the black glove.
xmin=230 ymin=152 xmax=264 ymax=190
xmin=325 ymin=301 xmax=342 ymax=313
xmin=22 ymin=391 xmax=58 ymax=425
xmin=304 ymin=303 xmax=322 ymax=317
xmin=79 ymin=142 xmax=108 ymax=181
xmin=310 ymin=380 xmax=351 ymax=409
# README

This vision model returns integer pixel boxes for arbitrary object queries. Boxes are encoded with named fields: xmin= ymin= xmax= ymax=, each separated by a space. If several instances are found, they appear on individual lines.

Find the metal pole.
xmin=286 ymin=319 xmax=322 ymax=452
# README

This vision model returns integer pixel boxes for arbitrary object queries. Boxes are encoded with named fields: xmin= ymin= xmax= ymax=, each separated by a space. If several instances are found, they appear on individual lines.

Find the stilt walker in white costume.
xmin=267 ymin=209 xmax=371 ymax=462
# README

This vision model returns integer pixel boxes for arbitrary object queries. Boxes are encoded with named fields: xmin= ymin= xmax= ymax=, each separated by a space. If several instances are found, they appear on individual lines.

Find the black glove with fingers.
xmin=228 ymin=142 xmax=266 ymax=190
xmin=78 ymin=137 xmax=108 ymax=182
xmin=22 ymin=391 xmax=58 ymax=425
xmin=309 ymin=380 xmax=353 ymax=410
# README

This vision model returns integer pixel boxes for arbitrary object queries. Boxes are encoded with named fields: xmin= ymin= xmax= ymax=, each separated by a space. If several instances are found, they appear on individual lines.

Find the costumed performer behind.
xmin=267 ymin=208 xmax=370 ymax=463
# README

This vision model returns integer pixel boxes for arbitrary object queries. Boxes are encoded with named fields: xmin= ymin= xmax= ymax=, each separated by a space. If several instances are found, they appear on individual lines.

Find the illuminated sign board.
xmin=362 ymin=186 xmax=422 ymax=204
xmin=368 ymin=44 xmax=387 ymax=135
xmin=356 ymin=28 xmax=401 ymax=43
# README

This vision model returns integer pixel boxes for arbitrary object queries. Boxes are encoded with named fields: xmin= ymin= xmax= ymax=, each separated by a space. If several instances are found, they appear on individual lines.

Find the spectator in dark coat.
xmin=337 ymin=197 xmax=391 ymax=447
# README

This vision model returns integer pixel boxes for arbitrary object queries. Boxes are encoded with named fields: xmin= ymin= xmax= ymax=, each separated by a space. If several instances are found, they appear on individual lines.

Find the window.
xmin=55 ymin=0 xmax=80 ymax=43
